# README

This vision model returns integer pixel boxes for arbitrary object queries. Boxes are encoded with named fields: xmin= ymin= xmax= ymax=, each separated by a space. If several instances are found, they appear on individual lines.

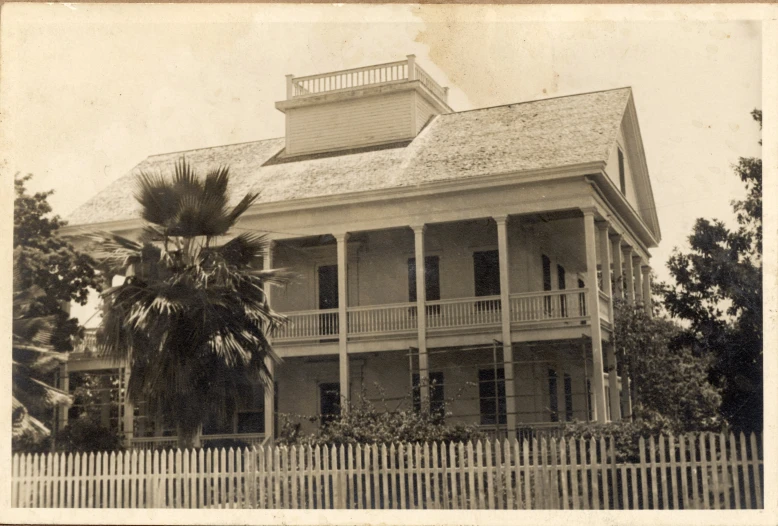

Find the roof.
xmin=67 ymin=88 xmax=632 ymax=226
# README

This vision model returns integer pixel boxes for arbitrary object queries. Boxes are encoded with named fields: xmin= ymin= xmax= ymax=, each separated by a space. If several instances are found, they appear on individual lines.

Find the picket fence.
xmin=12 ymin=432 xmax=762 ymax=510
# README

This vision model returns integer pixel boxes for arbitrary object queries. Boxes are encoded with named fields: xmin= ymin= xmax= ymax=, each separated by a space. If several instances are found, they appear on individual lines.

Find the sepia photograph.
xmin=1 ymin=3 xmax=773 ymax=523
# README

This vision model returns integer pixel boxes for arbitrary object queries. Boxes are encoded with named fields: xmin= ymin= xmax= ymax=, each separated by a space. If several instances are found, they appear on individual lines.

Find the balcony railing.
xmin=510 ymin=289 xmax=589 ymax=323
xmin=347 ymin=302 xmax=417 ymax=336
xmin=426 ymin=296 xmax=502 ymax=330
xmin=288 ymin=56 xmax=448 ymax=102
xmin=273 ymin=308 xmax=338 ymax=342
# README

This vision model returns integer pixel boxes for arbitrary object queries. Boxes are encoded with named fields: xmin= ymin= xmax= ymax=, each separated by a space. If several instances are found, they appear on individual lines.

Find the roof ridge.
xmin=444 ymin=86 xmax=633 ymax=118
xmin=145 ymin=136 xmax=285 ymax=161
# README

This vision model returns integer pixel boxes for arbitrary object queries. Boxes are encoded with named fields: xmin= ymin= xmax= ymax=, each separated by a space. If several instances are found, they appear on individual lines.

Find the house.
xmin=60 ymin=56 xmax=660 ymax=449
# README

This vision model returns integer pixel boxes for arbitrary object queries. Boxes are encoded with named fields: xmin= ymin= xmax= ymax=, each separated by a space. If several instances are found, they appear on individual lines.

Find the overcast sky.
xmin=1 ymin=4 xmax=763 ymax=287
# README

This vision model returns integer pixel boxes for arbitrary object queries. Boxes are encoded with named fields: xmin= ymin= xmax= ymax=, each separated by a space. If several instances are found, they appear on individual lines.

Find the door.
xmin=318 ymin=265 xmax=339 ymax=336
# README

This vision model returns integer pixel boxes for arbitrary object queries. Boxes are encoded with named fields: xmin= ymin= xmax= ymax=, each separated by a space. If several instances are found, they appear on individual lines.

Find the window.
xmin=319 ymin=383 xmax=341 ymax=425
xmin=474 ymin=250 xmax=501 ymax=297
xmin=236 ymin=381 xmax=266 ymax=434
xmin=542 ymin=255 xmax=552 ymax=316
xmin=564 ymin=373 xmax=574 ymax=422
xmin=318 ymin=265 xmax=339 ymax=336
xmin=578 ymin=278 xmax=587 ymax=317
xmin=412 ymin=372 xmax=445 ymax=418
xmin=557 ymin=264 xmax=567 ymax=317
xmin=548 ymin=369 xmax=559 ymax=422
xmin=479 ymin=368 xmax=507 ymax=425
xmin=618 ymin=148 xmax=626 ymax=194
xmin=586 ymin=379 xmax=594 ymax=422
xmin=408 ymin=256 xmax=441 ymax=315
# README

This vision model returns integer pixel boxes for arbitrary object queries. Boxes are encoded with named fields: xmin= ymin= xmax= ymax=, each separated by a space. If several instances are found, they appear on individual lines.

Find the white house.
xmin=61 ymin=56 xmax=660 ymax=449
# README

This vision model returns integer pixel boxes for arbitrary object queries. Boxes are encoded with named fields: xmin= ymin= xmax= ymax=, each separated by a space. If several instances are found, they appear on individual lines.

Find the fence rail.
xmin=12 ymin=432 xmax=762 ymax=510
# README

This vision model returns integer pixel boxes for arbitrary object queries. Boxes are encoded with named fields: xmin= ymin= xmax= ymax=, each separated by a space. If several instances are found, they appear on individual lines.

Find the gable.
xmin=602 ymin=95 xmax=661 ymax=243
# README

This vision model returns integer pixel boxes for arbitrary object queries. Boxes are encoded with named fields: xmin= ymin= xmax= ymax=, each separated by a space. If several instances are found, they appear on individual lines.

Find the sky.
xmin=0 ymin=4 xmax=763 ymax=288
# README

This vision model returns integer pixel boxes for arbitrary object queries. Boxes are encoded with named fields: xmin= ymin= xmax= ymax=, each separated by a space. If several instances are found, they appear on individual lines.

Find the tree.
xmin=660 ymin=110 xmax=762 ymax=433
xmin=614 ymin=299 xmax=722 ymax=433
xmin=12 ymin=249 xmax=72 ymax=445
xmin=91 ymin=159 xmax=287 ymax=448
xmin=14 ymin=174 xmax=101 ymax=352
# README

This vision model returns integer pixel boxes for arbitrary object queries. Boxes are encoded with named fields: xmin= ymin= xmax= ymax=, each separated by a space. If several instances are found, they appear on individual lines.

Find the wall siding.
xmin=414 ymin=92 xmax=439 ymax=134
xmin=286 ymin=91 xmax=413 ymax=156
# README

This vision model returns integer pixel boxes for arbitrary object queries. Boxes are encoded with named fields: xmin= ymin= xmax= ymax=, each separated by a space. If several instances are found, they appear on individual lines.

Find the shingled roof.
xmin=67 ymin=87 xmax=632 ymax=226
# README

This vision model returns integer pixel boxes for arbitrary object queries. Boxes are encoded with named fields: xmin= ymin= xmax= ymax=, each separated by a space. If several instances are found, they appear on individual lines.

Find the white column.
xmin=623 ymin=246 xmax=635 ymax=305
xmin=642 ymin=265 xmax=652 ymax=316
xmin=335 ymin=232 xmax=350 ymax=411
xmin=583 ymin=209 xmax=608 ymax=423
xmin=610 ymin=234 xmax=623 ymax=300
xmin=633 ymin=257 xmax=643 ymax=305
xmin=598 ymin=222 xmax=620 ymax=422
xmin=412 ymin=225 xmax=430 ymax=413
xmin=495 ymin=216 xmax=517 ymax=440
xmin=407 ymin=54 xmax=417 ymax=80
xmin=264 ymin=240 xmax=276 ymax=441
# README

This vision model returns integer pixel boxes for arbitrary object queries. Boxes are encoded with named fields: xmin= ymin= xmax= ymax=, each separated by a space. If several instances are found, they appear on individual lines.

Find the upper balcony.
xmin=285 ymin=56 xmax=449 ymax=103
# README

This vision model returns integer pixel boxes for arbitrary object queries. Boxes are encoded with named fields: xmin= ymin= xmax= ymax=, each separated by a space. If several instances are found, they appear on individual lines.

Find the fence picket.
xmin=448 ymin=442 xmax=458 ymax=510
xmin=699 ymin=433 xmax=710 ymax=509
xmin=729 ymin=433 xmax=741 ymax=509
xmin=558 ymin=438 xmax=568 ymax=510
xmin=424 ymin=442 xmax=433 ymax=510
xmin=475 ymin=441 xmax=485 ymax=509
xmin=750 ymin=433 xmax=762 ymax=509
xmin=717 ymin=433 xmax=730 ymax=509
xmin=370 ymin=444 xmax=379 ymax=509
xmin=568 ymin=438 xmax=578 ymax=510
xmin=599 ymin=437 xmax=610 ymax=509
xmin=485 ymin=439 xmax=494 ymax=509
xmin=381 ymin=444 xmax=389 ymax=510
xmin=708 ymin=433 xmax=720 ymax=510
xmin=549 ymin=438 xmax=559 ymax=509
xmin=738 ymin=432 xmax=751 ymax=509
xmin=638 ymin=437 xmax=648 ymax=509
xmin=523 ymin=439 xmax=531 ymax=509
xmin=502 ymin=439 xmax=512 ymax=510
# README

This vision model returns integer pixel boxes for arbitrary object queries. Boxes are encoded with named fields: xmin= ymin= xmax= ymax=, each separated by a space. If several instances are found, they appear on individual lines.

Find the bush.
xmin=562 ymin=417 xmax=677 ymax=463
xmin=55 ymin=418 xmax=125 ymax=452
xmin=277 ymin=389 xmax=484 ymax=447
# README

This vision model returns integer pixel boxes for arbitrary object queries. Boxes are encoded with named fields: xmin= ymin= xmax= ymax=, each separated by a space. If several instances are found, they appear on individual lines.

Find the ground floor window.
xmin=564 ymin=373 xmax=574 ymax=421
xmin=319 ymin=382 xmax=341 ymax=425
xmin=479 ymin=368 xmax=506 ymax=425
xmin=412 ymin=371 xmax=445 ymax=418
xmin=548 ymin=369 xmax=559 ymax=422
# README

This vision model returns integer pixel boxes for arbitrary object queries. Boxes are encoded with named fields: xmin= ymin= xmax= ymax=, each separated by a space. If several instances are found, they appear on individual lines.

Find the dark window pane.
xmin=564 ymin=373 xmax=573 ymax=422
xmin=237 ymin=411 xmax=264 ymax=434
xmin=548 ymin=369 xmax=559 ymax=422
xmin=408 ymin=256 xmax=441 ymax=302
xmin=479 ymin=368 xmax=506 ymax=425
xmin=474 ymin=250 xmax=500 ymax=297
xmin=319 ymin=382 xmax=341 ymax=425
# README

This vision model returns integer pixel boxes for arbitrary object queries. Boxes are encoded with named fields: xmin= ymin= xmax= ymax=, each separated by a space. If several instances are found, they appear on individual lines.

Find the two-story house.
xmin=61 ymin=56 xmax=660 ymax=449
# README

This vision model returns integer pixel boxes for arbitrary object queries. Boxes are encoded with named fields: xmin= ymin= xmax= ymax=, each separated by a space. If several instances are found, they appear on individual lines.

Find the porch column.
xmin=623 ymin=246 xmax=635 ymax=305
xmin=335 ymin=232 xmax=351 ymax=411
xmin=122 ymin=367 xmax=134 ymax=446
xmin=583 ymin=209 xmax=608 ymax=423
xmin=58 ymin=363 xmax=69 ymax=430
xmin=610 ymin=234 xmax=623 ymax=300
xmin=264 ymin=240 xmax=276 ymax=440
xmin=412 ymin=225 xmax=430 ymax=412
xmin=633 ymin=256 xmax=643 ymax=305
xmin=495 ymin=216 xmax=517 ymax=440
xmin=598 ymin=222 xmax=620 ymax=422
xmin=642 ymin=265 xmax=653 ymax=317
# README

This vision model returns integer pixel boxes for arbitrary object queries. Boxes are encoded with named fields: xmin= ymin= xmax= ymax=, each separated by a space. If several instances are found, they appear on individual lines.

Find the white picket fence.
xmin=12 ymin=432 xmax=762 ymax=510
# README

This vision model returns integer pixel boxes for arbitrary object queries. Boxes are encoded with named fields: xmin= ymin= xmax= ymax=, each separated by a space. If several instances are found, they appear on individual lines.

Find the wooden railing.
xmin=510 ymin=289 xmax=588 ymax=323
xmin=347 ymin=303 xmax=417 ymax=336
xmin=12 ymin=432 xmax=764 ymax=509
xmin=288 ymin=56 xmax=447 ymax=102
xmin=598 ymin=290 xmax=611 ymax=323
xmin=426 ymin=296 xmax=502 ymax=330
xmin=273 ymin=309 xmax=338 ymax=342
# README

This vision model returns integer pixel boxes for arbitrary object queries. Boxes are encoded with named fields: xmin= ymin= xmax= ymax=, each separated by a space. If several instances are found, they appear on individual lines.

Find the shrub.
xmin=55 ymin=418 xmax=125 ymax=452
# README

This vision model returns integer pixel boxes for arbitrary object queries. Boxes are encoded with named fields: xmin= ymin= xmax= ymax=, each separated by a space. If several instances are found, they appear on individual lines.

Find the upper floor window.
xmin=618 ymin=148 xmax=626 ymax=194
xmin=473 ymin=250 xmax=500 ymax=297
xmin=408 ymin=256 xmax=440 ymax=302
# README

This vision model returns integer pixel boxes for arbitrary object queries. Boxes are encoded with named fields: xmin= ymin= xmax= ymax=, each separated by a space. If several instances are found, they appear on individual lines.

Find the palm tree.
xmin=12 ymin=248 xmax=72 ymax=443
xmin=90 ymin=158 xmax=287 ymax=448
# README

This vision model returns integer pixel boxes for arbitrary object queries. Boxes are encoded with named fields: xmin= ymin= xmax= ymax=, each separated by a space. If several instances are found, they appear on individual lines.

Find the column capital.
xmin=493 ymin=215 xmax=509 ymax=225
xmin=581 ymin=206 xmax=598 ymax=218
xmin=621 ymin=245 xmax=634 ymax=255
xmin=332 ymin=231 xmax=350 ymax=242
xmin=641 ymin=265 xmax=652 ymax=276
xmin=596 ymin=220 xmax=610 ymax=232
xmin=609 ymin=231 xmax=623 ymax=242
xmin=410 ymin=224 xmax=427 ymax=234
